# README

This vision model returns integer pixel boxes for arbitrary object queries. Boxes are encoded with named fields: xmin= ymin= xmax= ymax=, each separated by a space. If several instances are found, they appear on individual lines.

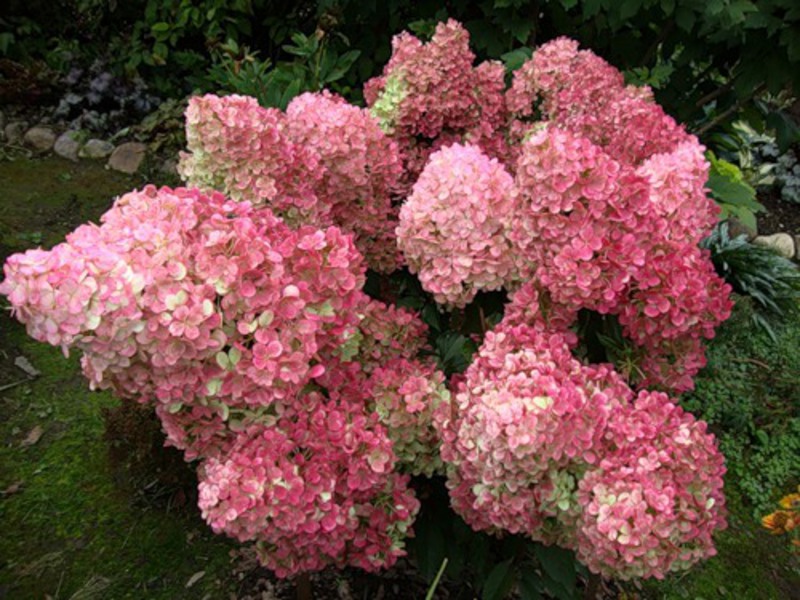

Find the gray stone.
xmin=158 ymin=159 xmax=178 ymax=177
xmin=23 ymin=126 xmax=56 ymax=152
xmin=107 ymin=142 xmax=147 ymax=174
xmin=54 ymin=132 xmax=81 ymax=162
xmin=753 ymin=233 xmax=796 ymax=259
xmin=108 ymin=142 xmax=147 ymax=175
xmin=4 ymin=121 xmax=28 ymax=145
xmin=80 ymin=139 xmax=114 ymax=159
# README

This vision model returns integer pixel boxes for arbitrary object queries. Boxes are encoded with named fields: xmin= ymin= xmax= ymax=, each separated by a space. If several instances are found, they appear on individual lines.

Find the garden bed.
xmin=0 ymin=156 xmax=797 ymax=599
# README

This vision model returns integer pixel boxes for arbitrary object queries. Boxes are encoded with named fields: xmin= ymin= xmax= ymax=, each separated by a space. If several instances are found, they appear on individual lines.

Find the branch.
xmin=695 ymin=78 xmax=736 ymax=108
xmin=640 ymin=20 xmax=675 ymax=68
xmin=695 ymin=83 xmax=766 ymax=137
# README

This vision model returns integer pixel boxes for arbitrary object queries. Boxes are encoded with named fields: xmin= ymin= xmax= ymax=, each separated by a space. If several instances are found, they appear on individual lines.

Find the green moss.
xmin=0 ymin=157 xmax=237 ymax=598
xmin=0 ymin=319 xmax=240 ymax=598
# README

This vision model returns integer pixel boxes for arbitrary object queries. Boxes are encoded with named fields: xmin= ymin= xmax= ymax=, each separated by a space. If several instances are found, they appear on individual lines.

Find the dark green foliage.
xmin=408 ymin=478 xmax=581 ymax=599
xmin=701 ymin=222 xmax=800 ymax=338
xmin=5 ymin=1 xmax=799 ymax=134
xmin=682 ymin=299 xmax=800 ymax=514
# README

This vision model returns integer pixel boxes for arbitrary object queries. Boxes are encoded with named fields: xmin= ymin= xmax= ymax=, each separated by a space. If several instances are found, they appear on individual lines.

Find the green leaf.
xmin=412 ymin=515 xmax=446 ymax=582
xmin=766 ymin=110 xmax=800 ymax=152
xmin=675 ymin=6 xmax=696 ymax=31
xmin=534 ymin=545 xmax=577 ymax=596
xmin=0 ymin=32 xmax=14 ymax=55
xmin=324 ymin=50 xmax=361 ymax=83
xmin=501 ymin=47 xmax=533 ymax=72
xmin=518 ymin=570 xmax=544 ymax=600
xmin=482 ymin=559 xmax=515 ymax=600
xmin=619 ymin=0 xmax=641 ymax=21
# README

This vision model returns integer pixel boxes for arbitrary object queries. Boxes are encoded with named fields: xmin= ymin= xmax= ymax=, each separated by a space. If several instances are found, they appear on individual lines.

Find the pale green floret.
xmin=215 ymin=346 xmax=241 ymax=372
xmin=305 ymin=300 xmax=335 ymax=317
xmin=206 ymin=377 xmax=223 ymax=396
xmin=369 ymin=72 xmax=409 ymax=135
xmin=541 ymin=468 xmax=579 ymax=513
xmin=335 ymin=328 xmax=363 ymax=361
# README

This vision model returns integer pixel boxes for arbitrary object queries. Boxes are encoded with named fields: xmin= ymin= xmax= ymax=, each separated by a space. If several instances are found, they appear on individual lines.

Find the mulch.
xmin=757 ymin=188 xmax=800 ymax=236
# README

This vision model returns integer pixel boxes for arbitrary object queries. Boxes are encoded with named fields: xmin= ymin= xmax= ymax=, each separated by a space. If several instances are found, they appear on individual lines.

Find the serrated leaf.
xmin=534 ymin=545 xmax=576 ymax=595
xmin=482 ymin=559 xmax=515 ymax=600
xmin=518 ymin=570 xmax=544 ymax=600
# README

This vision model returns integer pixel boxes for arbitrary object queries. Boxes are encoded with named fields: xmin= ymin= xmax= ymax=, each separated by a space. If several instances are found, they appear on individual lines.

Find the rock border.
xmin=3 ymin=118 xmax=147 ymax=175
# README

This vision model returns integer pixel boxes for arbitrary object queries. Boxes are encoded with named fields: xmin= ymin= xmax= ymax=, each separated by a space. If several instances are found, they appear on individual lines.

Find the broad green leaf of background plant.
xmin=706 ymin=151 xmax=764 ymax=231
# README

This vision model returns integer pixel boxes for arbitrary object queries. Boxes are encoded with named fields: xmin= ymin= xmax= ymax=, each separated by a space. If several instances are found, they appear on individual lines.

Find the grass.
xmin=0 ymin=156 xmax=241 ymax=598
xmin=0 ymin=155 xmax=798 ymax=599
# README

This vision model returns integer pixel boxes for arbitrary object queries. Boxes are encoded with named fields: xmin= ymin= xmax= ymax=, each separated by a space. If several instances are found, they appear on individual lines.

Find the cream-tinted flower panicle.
xmin=434 ymin=324 xmax=632 ymax=542
xmin=576 ymin=391 xmax=727 ymax=580
xmin=368 ymin=358 xmax=450 ymax=477
xmin=197 ymin=364 xmax=419 ymax=578
xmin=179 ymin=94 xmax=325 ymax=224
xmin=285 ymin=91 xmax=404 ymax=272
xmin=398 ymin=143 xmax=519 ymax=308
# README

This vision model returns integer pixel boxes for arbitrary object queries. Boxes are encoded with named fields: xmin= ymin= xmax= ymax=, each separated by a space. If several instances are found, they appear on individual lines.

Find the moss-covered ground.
xmin=0 ymin=156 xmax=798 ymax=599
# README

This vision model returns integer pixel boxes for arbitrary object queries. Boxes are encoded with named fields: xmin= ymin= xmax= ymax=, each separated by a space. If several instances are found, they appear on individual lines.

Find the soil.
xmin=756 ymin=188 xmax=800 ymax=236
xmin=0 ymin=155 xmax=798 ymax=600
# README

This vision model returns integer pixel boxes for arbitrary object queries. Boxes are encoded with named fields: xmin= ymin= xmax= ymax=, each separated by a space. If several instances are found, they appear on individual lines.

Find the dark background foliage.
xmin=3 ymin=1 xmax=800 ymax=135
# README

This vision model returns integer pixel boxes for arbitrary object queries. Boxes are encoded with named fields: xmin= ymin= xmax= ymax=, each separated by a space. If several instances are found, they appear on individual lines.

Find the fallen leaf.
xmin=1 ymin=481 xmax=23 ymax=497
xmin=14 ymin=356 xmax=41 ymax=377
xmin=186 ymin=571 xmax=205 ymax=589
xmin=21 ymin=425 xmax=44 ymax=447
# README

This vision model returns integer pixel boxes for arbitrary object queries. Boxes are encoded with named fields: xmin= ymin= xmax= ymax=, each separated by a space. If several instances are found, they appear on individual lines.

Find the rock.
xmin=54 ymin=132 xmax=81 ymax=162
xmin=157 ymin=158 xmax=178 ymax=177
xmin=753 ymin=233 xmax=796 ymax=259
xmin=108 ymin=142 xmax=146 ymax=174
xmin=80 ymin=138 xmax=114 ymax=159
xmin=23 ymin=126 xmax=56 ymax=152
xmin=726 ymin=216 xmax=757 ymax=241
xmin=4 ymin=121 xmax=28 ymax=145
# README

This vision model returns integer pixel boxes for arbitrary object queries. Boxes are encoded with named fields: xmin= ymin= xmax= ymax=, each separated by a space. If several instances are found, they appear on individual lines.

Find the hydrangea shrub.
xmin=1 ymin=19 xmax=734 ymax=584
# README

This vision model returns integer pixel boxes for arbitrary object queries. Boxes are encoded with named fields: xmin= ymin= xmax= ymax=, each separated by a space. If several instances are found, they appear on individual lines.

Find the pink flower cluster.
xmin=198 ymin=361 xmax=419 ymax=578
xmin=179 ymin=92 xmax=403 ymax=272
xmin=436 ymin=323 xmax=726 ymax=579
xmin=397 ymin=144 xmax=519 ymax=307
xmin=0 ymin=185 xmax=445 ymax=576
xmin=395 ymin=33 xmax=731 ymax=390
xmin=507 ymin=37 xmax=687 ymax=165
xmin=368 ymin=358 xmax=450 ymax=477
xmin=576 ymin=391 xmax=727 ymax=580
xmin=364 ymin=20 xmax=508 ymax=187
xmin=1 ymin=19 xmax=735 ymax=583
